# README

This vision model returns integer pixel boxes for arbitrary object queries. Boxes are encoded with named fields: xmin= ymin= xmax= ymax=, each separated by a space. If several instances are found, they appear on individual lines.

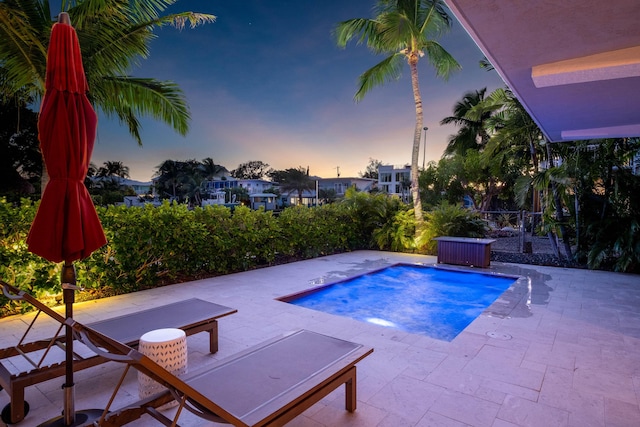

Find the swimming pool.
xmin=278 ymin=264 xmax=517 ymax=341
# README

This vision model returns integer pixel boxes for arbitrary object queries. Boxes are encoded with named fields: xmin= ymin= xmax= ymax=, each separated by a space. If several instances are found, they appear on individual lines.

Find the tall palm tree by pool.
xmin=335 ymin=0 xmax=461 ymax=228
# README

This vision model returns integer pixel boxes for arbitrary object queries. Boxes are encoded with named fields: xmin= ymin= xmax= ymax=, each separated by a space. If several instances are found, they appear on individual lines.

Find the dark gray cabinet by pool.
xmin=434 ymin=237 xmax=496 ymax=268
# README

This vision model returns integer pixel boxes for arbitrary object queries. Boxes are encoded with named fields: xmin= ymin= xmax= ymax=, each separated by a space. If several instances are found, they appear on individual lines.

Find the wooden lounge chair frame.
xmin=0 ymin=281 xmax=236 ymax=424
xmin=70 ymin=320 xmax=373 ymax=427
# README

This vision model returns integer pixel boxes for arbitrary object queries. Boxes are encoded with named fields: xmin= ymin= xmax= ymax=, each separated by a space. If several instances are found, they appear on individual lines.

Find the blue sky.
xmin=90 ymin=0 xmax=506 ymax=182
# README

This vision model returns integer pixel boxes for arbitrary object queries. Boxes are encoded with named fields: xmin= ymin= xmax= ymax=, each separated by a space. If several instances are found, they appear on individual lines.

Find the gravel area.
xmin=489 ymin=234 xmax=586 ymax=269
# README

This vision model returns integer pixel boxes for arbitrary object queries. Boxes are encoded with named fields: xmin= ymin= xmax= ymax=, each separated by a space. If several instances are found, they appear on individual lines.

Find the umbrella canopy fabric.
xmin=27 ymin=19 xmax=106 ymax=263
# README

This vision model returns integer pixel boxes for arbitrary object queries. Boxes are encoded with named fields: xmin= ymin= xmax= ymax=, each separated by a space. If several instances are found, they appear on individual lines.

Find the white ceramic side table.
xmin=138 ymin=328 xmax=188 ymax=407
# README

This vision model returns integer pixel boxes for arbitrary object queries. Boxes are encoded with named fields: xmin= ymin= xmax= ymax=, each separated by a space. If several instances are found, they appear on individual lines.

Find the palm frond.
xmin=0 ymin=1 xmax=48 ymax=94
xmin=423 ymin=41 xmax=461 ymax=80
xmin=375 ymin=11 xmax=413 ymax=51
xmin=417 ymin=0 xmax=452 ymax=38
xmin=514 ymin=175 xmax=533 ymax=208
xmin=92 ymin=76 xmax=190 ymax=145
xmin=334 ymin=18 xmax=381 ymax=49
xmin=354 ymin=53 xmax=405 ymax=102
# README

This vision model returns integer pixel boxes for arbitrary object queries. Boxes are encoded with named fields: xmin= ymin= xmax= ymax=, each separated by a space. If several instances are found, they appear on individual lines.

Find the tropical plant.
xmin=372 ymin=207 xmax=415 ymax=251
xmin=418 ymin=158 xmax=466 ymax=208
xmin=568 ymin=138 xmax=640 ymax=271
xmin=416 ymin=202 xmax=487 ymax=254
xmin=440 ymin=87 xmax=493 ymax=156
xmin=97 ymin=160 xmax=130 ymax=178
xmin=440 ymin=87 xmax=522 ymax=212
xmin=495 ymin=213 xmax=515 ymax=229
xmin=335 ymin=0 xmax=460 ymax=228
xmin=200 ymin=157 xmax=228 ymax=180
xmin=483 ymin=88 xmax=544 ymax=219
xmin=0 ymin=0 xmax=216 ymax=145
xmin=340 ymin=187 xmax=405 ymax=249
xmin=154 ymin=159 xmax=184 ymax=199
xmin=483 ymin=89 xmax=542 ymax=172
xmin=84 ymin=160 xmax=136 ymax=206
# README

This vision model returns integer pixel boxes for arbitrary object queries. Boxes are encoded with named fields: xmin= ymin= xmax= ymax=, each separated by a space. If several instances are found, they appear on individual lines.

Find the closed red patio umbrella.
xmin=26 ymin=12 xmax=107 ymax=427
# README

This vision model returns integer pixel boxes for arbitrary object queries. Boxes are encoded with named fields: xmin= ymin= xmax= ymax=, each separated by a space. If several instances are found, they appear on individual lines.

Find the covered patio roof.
xmin=444 ymin=0 xmax=640 ymax=142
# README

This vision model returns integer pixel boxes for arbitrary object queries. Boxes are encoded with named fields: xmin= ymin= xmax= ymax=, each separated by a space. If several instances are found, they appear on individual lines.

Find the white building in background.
xmin=249 ymin=193 xmax=278 ymax=210
xmin=201 ymin=177 xmax=239 ymax=193
xmin=238 ymin=179 xmax=278 ymax=194
xmin=201 ymin=178 xmax=278 ymax=195
xmin=377 ymin=164 xmax=411 ymax=201
xmin=317 ymin=177 xmax=376 ymax=196
xmin=91 ymin=177 xmax=153 ymax=195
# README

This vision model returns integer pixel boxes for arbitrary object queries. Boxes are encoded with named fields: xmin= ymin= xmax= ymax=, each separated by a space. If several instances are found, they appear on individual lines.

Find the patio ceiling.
xmin=444 ymin=0 xmax=640 ymax=142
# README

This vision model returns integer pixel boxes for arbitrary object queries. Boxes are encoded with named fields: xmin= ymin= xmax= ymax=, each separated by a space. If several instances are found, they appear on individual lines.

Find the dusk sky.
xmin=90 ymin=0 xmax=506 ymax=182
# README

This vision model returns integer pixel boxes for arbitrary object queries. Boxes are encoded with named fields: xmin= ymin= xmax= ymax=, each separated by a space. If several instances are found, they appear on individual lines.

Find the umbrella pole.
xmin=61 ymin=263 xmax=76 ymax=426
xmin=39 ymin=263 xmax=103 ymax=427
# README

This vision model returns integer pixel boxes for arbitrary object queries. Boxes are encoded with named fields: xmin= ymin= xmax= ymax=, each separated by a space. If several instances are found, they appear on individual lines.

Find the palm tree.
xmin=0 ymin=0 xmax=216 ymax=145
xmin=200 ymin=157 xmax=228 ymax=180
xmin=440 ymin=88 xmax=494 ymax=156
xmin=154 ymin=159 xmax=182 ymax=199
xmin=335 ymin=0 xmax=460 ymax=227
xmin=483 ymin=88 xmax=542 ymax=173
xmin=97 ymin=160 xmax=130 ymax=178
xmin=269 ymin=167 xmax=314 ymax=205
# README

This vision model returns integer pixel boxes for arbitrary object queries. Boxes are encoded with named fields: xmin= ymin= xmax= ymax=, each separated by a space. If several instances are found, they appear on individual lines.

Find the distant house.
xmin=317 ymin=177 xmax=375 ymax=196
xmin=201 ymin=177 xmax=239 ymax=193
xmin=282 ymin=189 xmax=316 ymax=207
xmin=237 ymin=179 xmax=278 ymax=194
xmin=119 ymin=178 xmax=153 ymax=195
xmin=202 ymin=178 xmax=279 ymax=194
xmin=123 ymin=195 xmax=161 ymax=207
xmin=377 ymin=164 xmax=411 ymax=201
xmin=201 ymin=190 xmax=228 ymax=207
xmin=200 ymin=178 xmax=280 ymax=209
xmin=91 ymin=177 xmax=153 ymax=195
xmin=276 ymin=177 xmax=376 ymax=207
xmin=249 ymin=193 xmax=278 ymax=211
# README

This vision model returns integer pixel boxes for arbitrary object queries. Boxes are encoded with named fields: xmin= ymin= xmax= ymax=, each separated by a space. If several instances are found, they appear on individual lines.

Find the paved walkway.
xmin=1 ymin=251 xmax=639 ymax=426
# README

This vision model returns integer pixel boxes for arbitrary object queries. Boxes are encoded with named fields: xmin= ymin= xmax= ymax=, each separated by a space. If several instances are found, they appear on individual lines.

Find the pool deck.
xmin=1 ymin=250 xmax=639 ymax=426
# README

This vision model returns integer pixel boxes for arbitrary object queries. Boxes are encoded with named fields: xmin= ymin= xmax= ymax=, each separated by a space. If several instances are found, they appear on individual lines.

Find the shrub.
xmin=340 ymin=188 xmax=405 ymax=249
xmin=278 ymin=204 xmax=355 ymax=259
xmin=416 ymin=203 xmax=488 ymax=254
xmin=0 ymin=198 xmax=61 ymax=315
xmin=587 ymin=217 xmax=640 ymax=273
xmin=372 ymin=208 xmax=415 ymax=252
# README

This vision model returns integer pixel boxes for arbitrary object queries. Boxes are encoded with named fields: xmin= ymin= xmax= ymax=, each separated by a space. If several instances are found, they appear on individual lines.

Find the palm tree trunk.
xmin=528 ymin=134 xmax=540 ymax=239
xmin=547 ymin=230 xmax=561 ymax=258
xmin=409 ymin=59 xmax=424 ymax=227
xmin=545 ymin=142 xmax=573 ymax=259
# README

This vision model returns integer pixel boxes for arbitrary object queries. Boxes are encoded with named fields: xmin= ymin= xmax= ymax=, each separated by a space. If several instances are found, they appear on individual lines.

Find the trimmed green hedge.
xmin=0 ymin=199 xmax=371 ymax=316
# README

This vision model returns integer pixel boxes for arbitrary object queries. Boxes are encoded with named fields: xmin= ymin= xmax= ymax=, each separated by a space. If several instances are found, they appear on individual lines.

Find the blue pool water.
xmin=281 ymin=264 xmax=516 ymax=341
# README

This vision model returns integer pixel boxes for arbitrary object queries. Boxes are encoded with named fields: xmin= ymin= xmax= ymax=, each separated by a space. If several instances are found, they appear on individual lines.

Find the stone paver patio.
xmin=1 ymin=250 xmax=639 ymax=426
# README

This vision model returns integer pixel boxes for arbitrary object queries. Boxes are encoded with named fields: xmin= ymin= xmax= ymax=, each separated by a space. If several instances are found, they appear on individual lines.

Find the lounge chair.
xmin=0 ymin=281 xmax=237 ymax=424
xmin=71 ymin=319 xmax=373 ymax=426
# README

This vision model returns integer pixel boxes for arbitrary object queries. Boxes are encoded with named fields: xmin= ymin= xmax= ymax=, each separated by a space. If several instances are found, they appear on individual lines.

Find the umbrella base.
xmin=38 ymin=409 xmax=104 ymax=427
